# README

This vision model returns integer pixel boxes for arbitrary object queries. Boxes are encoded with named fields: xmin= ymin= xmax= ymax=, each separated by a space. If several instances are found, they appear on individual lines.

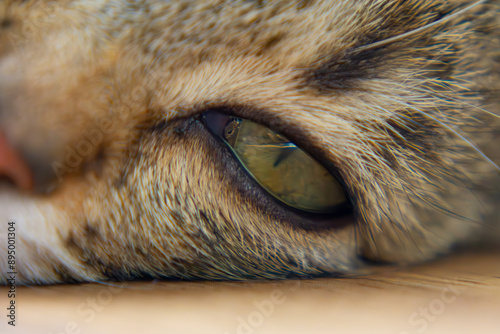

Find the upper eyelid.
xmin=198 ymin=106 xmax=350 ymax=178
xmin=194 ymin=106 xmax=324 ymax=161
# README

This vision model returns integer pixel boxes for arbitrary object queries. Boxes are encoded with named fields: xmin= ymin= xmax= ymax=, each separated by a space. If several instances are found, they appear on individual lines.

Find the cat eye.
xmin=202 ymin=111 xmax=348 ymax=215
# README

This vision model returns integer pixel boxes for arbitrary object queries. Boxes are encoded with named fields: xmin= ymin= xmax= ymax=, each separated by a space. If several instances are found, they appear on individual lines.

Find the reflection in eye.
xmin=202 ymin=111 xmax=348 ymax=214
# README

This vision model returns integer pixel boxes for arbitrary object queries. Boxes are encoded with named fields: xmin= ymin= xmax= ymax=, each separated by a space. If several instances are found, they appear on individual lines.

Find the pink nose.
xmin=0 ymin=131 xmax=33 ymax=190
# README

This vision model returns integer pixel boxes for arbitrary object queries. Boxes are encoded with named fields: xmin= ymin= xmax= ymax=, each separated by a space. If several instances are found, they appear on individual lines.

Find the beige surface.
xmin=1 ymin=250 xmax=499 ymax=334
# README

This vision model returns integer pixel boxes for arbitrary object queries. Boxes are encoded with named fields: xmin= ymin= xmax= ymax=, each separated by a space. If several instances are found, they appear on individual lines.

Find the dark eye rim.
xmin=200 ymin=108 xmax=354 ymax=220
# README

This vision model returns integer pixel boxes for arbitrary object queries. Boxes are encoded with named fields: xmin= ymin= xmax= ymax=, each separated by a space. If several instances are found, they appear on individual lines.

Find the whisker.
xmin=356 ymin=0 xmax=487 ymax=52
xmin=411 ymin=86 xmax=500 ymax=120
xmin=86 ymin=278 xmax=163 ymax=290
xmin=381 ymin=96 xmax=500 ymax=171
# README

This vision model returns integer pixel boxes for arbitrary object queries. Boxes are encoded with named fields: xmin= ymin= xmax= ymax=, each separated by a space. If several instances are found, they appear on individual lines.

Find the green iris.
xmin=203 ymin=112 xmax=348 ymax=214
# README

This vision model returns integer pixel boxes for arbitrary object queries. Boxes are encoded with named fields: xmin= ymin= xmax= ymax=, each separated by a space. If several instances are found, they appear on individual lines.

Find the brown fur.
xmin=0 ymin=0 xmax=498 ymax=284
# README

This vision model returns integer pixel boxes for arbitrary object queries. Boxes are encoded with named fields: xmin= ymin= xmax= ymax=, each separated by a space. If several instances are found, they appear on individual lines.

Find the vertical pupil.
xmin=223 ymin=118 xmax=241 ymax=147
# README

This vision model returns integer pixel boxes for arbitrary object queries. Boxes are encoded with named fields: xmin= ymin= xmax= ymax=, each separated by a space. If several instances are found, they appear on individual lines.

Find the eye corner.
xmin=201 ymin=110 xmax=231 ymax=137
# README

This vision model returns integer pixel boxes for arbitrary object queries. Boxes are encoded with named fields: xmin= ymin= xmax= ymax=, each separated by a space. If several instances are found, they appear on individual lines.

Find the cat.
xmin=0 ymin=0 xmax=498 ymax=285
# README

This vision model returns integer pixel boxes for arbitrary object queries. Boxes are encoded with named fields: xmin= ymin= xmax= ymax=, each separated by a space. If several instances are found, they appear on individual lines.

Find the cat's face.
xmin=0 ymin=0 xmax=498 ymax=284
